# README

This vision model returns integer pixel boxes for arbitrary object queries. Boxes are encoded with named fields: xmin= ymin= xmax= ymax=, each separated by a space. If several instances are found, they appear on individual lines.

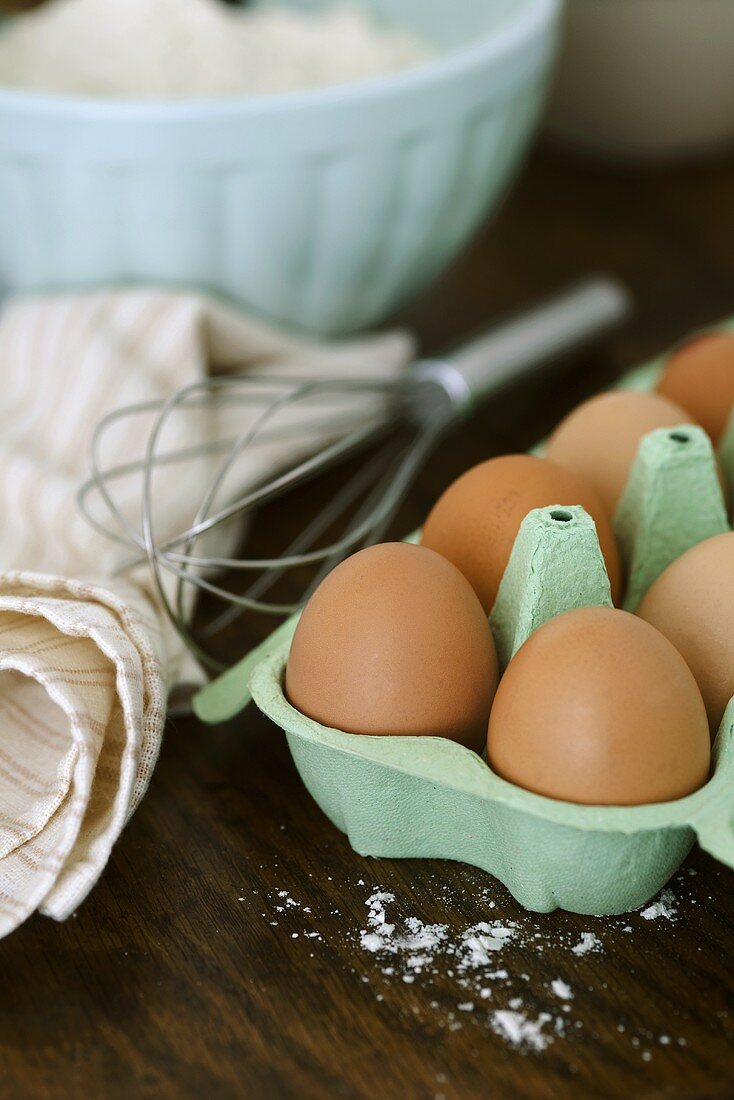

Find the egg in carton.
xmin=195 ymin=324 xmax=734 ymax=915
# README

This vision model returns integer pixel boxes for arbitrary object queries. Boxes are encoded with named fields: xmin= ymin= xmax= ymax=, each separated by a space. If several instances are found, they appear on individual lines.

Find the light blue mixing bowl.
xmin=0 ymin=0 xmax=561 ymax=335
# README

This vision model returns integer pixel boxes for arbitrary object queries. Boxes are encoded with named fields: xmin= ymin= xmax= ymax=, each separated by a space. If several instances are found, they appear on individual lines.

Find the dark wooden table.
xmin=1 ymin=147 xmax=733 ymax=1100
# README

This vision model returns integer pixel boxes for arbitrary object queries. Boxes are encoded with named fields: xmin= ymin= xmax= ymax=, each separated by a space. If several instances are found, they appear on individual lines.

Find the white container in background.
xmin=0 ymin=0 xmax=561 ymax=335
xmin=546 ymin=0 xmax=734 ymax=163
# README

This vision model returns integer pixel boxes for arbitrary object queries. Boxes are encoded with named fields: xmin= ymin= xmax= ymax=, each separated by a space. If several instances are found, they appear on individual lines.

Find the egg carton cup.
xmin=195 ymin=328 xmax=734 ymax=914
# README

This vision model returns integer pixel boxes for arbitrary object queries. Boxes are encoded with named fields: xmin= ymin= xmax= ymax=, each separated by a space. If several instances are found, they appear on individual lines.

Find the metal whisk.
xmin=79 ymin=279 xmax=629 ymax=670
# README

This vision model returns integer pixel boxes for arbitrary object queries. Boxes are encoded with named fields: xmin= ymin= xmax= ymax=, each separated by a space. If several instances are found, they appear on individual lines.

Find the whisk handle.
xmin=443 ymin=277 xmax=631 ymax=410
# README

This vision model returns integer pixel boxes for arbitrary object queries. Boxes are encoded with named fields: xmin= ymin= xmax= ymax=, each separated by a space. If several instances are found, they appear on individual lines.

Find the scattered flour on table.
xmin=491 ymin=1010 xmax=555 ymax=1052
xmin=251 ymin=868 xmax=697 ymax=1058
xmin=353 ymin=891 xmax=575 ymax=1052
xmin=360 ymin=890 xmax=520 ymax=972
xmin=0 ymin=0 xmax=433 ymax=99
xmin=360 ymin=891 xmax=448 ymax=961
xmin=640 ymin=888 xmax=677 ymax=921
xmin=571 ymin=932 xmax=602 ymax=956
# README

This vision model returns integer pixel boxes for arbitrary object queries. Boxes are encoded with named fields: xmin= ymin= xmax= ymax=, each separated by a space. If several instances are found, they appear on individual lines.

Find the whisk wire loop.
xmin=77 ymin=279 xmax=630 ymax=668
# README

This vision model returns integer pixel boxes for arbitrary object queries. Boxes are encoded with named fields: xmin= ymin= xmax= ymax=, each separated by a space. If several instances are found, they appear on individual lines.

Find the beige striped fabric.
xmin=0 ymin=290 xmax=412 ymax=936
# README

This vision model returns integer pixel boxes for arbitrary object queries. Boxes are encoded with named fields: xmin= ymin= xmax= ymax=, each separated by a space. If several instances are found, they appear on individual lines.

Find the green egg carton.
xmin=195 ymin=331 xmax=734 ymax=915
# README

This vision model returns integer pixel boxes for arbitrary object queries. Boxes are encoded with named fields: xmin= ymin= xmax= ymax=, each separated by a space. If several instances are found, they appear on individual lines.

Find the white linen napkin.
xmin=0 ymin=290 xmax=412 ymax=936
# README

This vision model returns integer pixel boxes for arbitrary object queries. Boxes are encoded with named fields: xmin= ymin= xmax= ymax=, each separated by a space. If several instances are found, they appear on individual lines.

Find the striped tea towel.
xmin=0 ymin=290 xmax=412 ymax=936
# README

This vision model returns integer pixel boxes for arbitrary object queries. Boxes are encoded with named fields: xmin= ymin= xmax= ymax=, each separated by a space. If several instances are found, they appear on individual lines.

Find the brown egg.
xmin=656 ymin=331 xmax=734 ymax=444
xmin=637 ymin=531 xmax=734 ymax=735
xmin=286 ymin=542 xmax=498 ymax=751
xmin=420 ymin=454 xmax=621 ymax=612
xmin=487 ymin=606 xmax=710 ymax=805
xmin=545 ymin=390 xmax=694 ymax=516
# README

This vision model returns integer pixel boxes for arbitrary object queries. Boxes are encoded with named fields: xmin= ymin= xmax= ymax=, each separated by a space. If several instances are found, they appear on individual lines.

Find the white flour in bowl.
xmin=0 ymin=0 xmax=433 ymax=99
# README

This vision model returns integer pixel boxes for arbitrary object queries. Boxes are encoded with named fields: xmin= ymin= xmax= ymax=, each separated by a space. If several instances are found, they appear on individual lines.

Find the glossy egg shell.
xmin=637 ymin=531 xmax=734 ymax=735
xmin=286 ymin=542 xmax=498 ymax=751
xmin=656 ymin=331 xmax=734 ymax=444
xmin=486 ymin=606 xmax=710 ymax=806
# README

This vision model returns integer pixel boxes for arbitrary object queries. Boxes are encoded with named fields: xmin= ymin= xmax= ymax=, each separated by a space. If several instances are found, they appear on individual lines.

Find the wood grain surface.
xmin=0 ymin=147 xmax=733 ymax=1099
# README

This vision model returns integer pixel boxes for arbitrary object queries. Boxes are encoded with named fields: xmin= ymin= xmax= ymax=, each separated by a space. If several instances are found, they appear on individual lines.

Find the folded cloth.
xmin=0 ymin=291 xmax=413 ymax=936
